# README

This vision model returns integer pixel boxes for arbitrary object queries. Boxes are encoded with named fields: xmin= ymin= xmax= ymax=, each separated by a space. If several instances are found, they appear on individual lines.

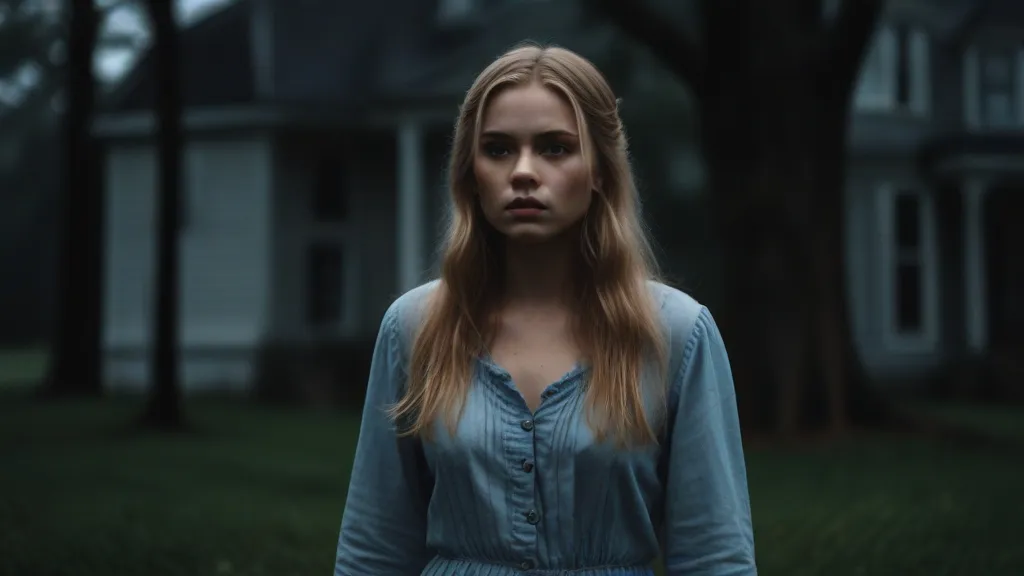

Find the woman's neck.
xmin=501 ymin=235 xmax=578 ymax=308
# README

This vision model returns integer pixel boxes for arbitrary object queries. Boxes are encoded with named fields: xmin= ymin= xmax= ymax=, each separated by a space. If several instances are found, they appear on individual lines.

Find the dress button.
xmin=521 ymin=459 xmax=534 ymax=473
xmin=520 ymin=559 xmax=535 ymax=570
xmin=524 ymin=509 xmax=540 ymax=524
xmin=520 ymin=419 xmax=534 ymax=431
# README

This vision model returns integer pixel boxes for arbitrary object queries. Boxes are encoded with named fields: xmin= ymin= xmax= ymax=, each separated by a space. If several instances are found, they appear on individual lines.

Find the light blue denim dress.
xmin=334 ymin=281 xmax=757 ymax=575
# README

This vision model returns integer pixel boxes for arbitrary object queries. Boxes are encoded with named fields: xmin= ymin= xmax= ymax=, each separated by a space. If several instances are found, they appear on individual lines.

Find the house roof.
xmin=103 ymin=0 xmax=637 ymax=121
xmin=103 ymin=0 xmax=1024 ymax=119
xmin=103 ymin=1 xmax=255 ymax=113
xmin=376 ymin=1 xmax=621 ymax=105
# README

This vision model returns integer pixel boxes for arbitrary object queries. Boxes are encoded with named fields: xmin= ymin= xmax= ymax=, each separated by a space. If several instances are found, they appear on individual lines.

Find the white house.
xmin=840 ymin=0 xmax=1024 ymax=384
xmin=92 ymin=0 xmax=1024 ymax=395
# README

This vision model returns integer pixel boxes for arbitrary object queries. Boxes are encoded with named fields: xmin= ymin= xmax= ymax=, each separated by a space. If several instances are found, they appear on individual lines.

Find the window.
xmin=895 ymin=24 xmax=911 ymax=108
xmin=878 ymin=184 xmax=937 ymax=352
xmin=311 ymin=153 xmax=346 ymax=222
xmin=854 ymin=23 xmax=929 ymax=115
xmin=854 ymin=28 xmax=891 ymax=108
xmin=893 ymin=192 xmax=922 ymax=333
xmin=980 ymin=49 xmax=1016 ymax=128
xmin=305 ymin=242 xmax=344 ymax=326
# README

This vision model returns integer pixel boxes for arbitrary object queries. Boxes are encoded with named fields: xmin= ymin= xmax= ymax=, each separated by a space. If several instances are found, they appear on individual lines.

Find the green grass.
xmin=912 ymin=400 xmax=1024 ymax=440
xmin=0 ymin=347 xmax=47 ymax=388
xmin=1 ymin=397 xmax=1022 ymax=576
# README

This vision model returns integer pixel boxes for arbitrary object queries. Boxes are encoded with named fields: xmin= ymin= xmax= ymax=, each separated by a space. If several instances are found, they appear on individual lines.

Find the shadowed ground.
xmin=1 ymin=394 xmax=1022 ymax=576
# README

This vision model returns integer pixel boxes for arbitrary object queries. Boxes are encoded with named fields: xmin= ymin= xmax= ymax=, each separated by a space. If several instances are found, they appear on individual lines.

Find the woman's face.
xmin=473 ymin=81 xmax=594 ymax=245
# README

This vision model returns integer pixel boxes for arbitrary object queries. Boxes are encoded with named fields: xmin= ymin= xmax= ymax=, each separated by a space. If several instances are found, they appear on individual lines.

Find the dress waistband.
xmin=421 ymin=555 xmax=654 ymax=575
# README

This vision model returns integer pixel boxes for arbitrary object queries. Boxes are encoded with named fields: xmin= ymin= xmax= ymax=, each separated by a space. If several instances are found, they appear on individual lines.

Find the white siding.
xmin=103 ymin=136 xmax=273 ymax=392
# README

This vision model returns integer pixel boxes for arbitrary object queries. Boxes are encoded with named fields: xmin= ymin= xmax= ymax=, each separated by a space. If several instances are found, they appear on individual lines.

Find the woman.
xmin=334 ymin=43 xmax=756 ymax=575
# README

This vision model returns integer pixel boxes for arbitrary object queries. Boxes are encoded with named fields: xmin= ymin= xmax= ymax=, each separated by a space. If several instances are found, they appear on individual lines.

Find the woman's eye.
xmin=483 ymin=143 xmax=510 ymax=157
xmin=544 ymin=144 xmax=569 ymax=156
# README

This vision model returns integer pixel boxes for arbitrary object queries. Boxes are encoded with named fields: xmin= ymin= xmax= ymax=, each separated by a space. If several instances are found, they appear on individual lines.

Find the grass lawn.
xmin=1 ymin=396 xmax=1022 ymax=576
xmin=0 ymin=347 xmax=47 ymax=388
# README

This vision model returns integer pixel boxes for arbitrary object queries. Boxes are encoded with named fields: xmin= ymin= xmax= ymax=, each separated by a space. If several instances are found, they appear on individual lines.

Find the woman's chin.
xmin=500 ymin=225 xmax=561 ymax=245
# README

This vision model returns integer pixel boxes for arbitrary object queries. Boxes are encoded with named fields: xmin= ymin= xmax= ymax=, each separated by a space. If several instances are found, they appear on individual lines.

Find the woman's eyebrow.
xmin=479 ymin=129 xmax=579 ymax=139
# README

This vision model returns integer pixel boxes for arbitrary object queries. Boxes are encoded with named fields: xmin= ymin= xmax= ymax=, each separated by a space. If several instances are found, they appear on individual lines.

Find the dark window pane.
xmin=312 ymin=155 xmax=346 ymax=221
xmin=896 ymin=24 xmax=911 ymax=106
xmin=896 ymin=261 xmax=921 ymax=332
xmin=895 ymin=192 xmax=920 ymax=250
xmin=306 ymin=243 xmax=344 ymax=325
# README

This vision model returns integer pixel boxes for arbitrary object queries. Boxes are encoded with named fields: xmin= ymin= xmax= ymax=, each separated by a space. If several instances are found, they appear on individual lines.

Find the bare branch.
xmin=818 ymin=0 xmax=884 ymax=97
xmin=585 ymin=0 xmax=705 ymax=99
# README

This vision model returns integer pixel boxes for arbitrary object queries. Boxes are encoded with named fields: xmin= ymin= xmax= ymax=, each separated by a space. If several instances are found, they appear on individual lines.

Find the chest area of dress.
xmin=422 ymin=373 xmax=664 ymax=481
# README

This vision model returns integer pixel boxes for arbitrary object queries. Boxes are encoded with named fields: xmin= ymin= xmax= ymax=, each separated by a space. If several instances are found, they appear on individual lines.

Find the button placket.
xmin=519 ymin=417 xmax=542 ymax=529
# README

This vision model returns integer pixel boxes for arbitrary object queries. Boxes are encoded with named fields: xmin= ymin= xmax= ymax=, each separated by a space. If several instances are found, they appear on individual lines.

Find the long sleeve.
xmin=334 ymin=304 xmax=433 ymax=575
xmin=662 ymin=307 xmax=757 ymax=575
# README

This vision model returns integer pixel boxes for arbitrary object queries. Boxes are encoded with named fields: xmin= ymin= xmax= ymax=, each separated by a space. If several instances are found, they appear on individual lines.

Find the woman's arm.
xmin=334 ymin=304 xmax=432 ymax=575
xmin=662 ymin=307 xmax=757 ymax=575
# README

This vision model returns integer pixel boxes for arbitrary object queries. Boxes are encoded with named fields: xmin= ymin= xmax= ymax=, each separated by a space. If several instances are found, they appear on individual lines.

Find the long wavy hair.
xmin=389 ymin=42 xmax=667 ymax=446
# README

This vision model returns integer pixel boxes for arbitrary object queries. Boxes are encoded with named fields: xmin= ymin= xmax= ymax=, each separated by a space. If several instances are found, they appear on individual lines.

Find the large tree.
xmin=17 ymin=0 xmax=143 ymax=398
xmin=590 ymin=0 xmax=884 ymax=434
xmin=140 ymin=0 xmax=184 ymax=429
xmin=45 ymin=0 xmax=103 ymax=398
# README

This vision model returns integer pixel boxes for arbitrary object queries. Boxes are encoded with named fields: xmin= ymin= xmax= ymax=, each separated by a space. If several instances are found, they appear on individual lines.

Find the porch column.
xmin=397 ymin=119 xmax=426 ymax=293
xmin=963 ymin=178 xmax=988 ymax=353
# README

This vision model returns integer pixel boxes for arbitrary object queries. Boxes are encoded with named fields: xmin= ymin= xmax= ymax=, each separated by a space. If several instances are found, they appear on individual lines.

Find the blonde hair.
xmin=390 ymin=42 xmax=667 ymax=446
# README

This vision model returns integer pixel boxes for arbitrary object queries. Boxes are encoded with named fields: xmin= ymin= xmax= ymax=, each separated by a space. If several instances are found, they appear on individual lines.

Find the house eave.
xmin=93 ymin=105 xmax=334 ymax=139
xmin=929 ymin=153 xmax=1024 ymax=176
xmin=919 ymin=131 xmax=1024 ymax=177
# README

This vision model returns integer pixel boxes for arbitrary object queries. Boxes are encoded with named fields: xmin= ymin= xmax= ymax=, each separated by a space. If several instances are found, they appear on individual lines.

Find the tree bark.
xmin=141 ymin=0 xmax=184 ymax=429
xmin=812 ymin=0 xmax=887 ymax=431
xmin=44 ymin=0 xmax=102 ymax=398
xmin=590 ymin=0 xmax=886 ymax=433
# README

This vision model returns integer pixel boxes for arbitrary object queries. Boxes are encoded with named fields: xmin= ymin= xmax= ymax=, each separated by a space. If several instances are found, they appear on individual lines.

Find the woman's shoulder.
xmin=380 ymin=280 xmax=441 ymax=351
xmin=647 ymin=280 xmax=706 ymax=335
xmin=646 ymin=280 xmax=715 ymax=373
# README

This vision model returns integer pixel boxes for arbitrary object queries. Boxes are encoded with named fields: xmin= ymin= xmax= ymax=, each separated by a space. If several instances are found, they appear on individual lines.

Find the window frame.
xmin=876 ymin=183 xmax=939 ymax=353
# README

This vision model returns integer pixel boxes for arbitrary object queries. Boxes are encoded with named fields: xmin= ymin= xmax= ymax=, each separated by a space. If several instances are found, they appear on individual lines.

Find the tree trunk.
xmin=699 ymin=0 xmax=884 ymax=434
xmin=141 ymin=0 xmax=184 ymax=429
xmin=44 ymin=0 xmax=102 ymax=398
xmin=809 ymin=100 xmax=890 ymax=430
xmin=809 ymin=99 xmax=856 ymax=433
xmin=584 ymin=0 xmax=890 ymax=434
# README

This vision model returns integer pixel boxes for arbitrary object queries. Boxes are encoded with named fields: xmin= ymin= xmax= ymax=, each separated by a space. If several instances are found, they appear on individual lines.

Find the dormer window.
xmin=895 ymin=24 xmax=912 ymax=109
xmin=965 ymin=45 xmax=1024 ymax=130
xmin=854 ymin=23 xmax=930 ymax=116
xmin=980 ymin=48 xmax=1016 ymax=128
